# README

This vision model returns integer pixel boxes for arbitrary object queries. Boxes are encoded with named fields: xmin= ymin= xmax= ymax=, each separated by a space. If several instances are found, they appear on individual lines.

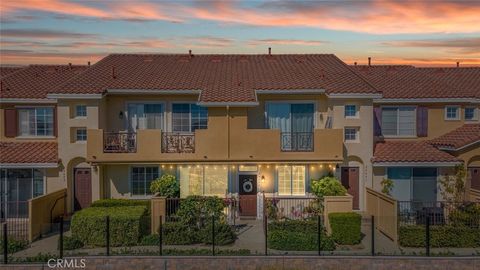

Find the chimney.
xmin=354 ymin=62 xmax=357 ymax=66
xmin=68 ymin=63 xmax=72 ymax=69
xmin=189 ymin=50 xmax=192 ymax=57
xmin=268 ymin=47 xmax=271 ymax=56
xmin=456 ymin=61 xmax=460 ymax=68
xmin=368 ymin=57 xmax=371 ymax=67
xmin=112 ymin=66 xmax=116 ymax=79
xmin=88 ymin=61 xmax=91 ymax=67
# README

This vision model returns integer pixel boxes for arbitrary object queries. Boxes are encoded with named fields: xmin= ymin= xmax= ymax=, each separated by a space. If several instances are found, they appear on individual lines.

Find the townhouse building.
xmin=0 ymin=54 xmax=479 ymax=222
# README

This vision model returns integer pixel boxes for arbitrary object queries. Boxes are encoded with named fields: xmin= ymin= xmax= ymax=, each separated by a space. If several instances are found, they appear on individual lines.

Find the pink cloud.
xmin=249 ymin=39 xmax=325 ymax=46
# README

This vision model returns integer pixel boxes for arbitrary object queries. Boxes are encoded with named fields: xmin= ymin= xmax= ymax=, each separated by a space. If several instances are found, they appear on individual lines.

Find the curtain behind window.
xmin=267 ymin=103 xmax=291 ymax=132
xmin=128 ymin=104 xmax=163 ymax=131
xmin=291 ymin=104 xmax=314 ymax=133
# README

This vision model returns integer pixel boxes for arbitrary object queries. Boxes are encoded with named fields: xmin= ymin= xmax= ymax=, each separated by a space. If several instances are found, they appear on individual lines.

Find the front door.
xmin=412 ymin=168 xmax=437 ymax=202
xmin=238 ymin=174 xmax=257 ymax=217
xmin=341 ymin=167 xmax=359 ymax=210
xmin=469 ymin=167 xmax=480 ymax=191
xmin=74 ymin=168 xmax=92 ymax=211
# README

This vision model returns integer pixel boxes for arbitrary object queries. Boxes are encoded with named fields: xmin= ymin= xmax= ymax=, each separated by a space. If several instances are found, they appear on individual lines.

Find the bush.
xmin=163 ymin=222 xmax=199 ymax=245
xmin=449 ymin=203 xmax=480 ymax=228
xmin=201 ymin=223 xmax=237 ymax=245
xmin=91 ymin=199 xmax=149 ymax=208
xmin=0 ymin=238 xmax=28 ymax=253
xmin=71 ymin=206 xmax=149 ymax=247
xmin=58 ymin=236 xmax=83 ymax=250
xmin=149 ymin=174 xmax=180 ymax=198
xmin=310 ymin=176 xmax=347 ymax=198
xmin=328 ymin=212 xmax=362 ymax=245
xmin=267 ymin=220 xmax=335 ymax=251
xmin=176 ymin=196 xmax=226 ymax=229
xmin=399 ymin=225 xmax=480 ymax=248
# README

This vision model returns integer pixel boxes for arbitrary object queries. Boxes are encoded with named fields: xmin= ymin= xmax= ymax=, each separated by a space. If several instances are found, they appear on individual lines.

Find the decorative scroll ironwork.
xmin=280 ymin=132 xmax=314 ymax=152
xmin=161 ymin=132 xmax=195 ymax=153
xmin=103 ymin=132 xmax=137 ymax=153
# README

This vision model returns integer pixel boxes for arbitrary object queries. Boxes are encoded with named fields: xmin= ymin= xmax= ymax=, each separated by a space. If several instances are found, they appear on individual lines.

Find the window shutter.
xmin=53 ymin=107 xmax=58 ymax=137
xmin=4 ymin=108 xmax=17 ymax=137
xmin=416 ymin=106 xmax=428 ymax=137
xmin=373 ymin=107 xmax=382 ymax=136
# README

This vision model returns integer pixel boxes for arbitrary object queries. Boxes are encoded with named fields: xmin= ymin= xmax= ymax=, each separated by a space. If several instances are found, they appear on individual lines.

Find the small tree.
xmin=310 ymin=176 xmax=347 ymax=199
xmin=380 ymin=178 xmax=394 ymax=196
xmin=149 ymin=174 xmax=180 ymax=198
xmin=439 ymin=165 xmax=466 ymax=203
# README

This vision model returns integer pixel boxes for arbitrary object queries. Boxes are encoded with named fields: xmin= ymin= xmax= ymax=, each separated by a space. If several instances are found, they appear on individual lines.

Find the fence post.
xmin=106 ymin=216 xmax=110 ymax=256
xmin=159 ymin=215 xmax=163 ymax=256
xmin=212 ymin=214 xmax=215 ymax=256
xmin=59 ymin=216 xmax=64 ymax=259
xmin=318 ymin=215 xmax=322 ymax=256
xmin=264 ymin=213 xmax=268 ymax=256
xmin=3 ymin=223 xmax=7 ymax=264
xmin=371 ymin=215 xmax=375 ymax=256
xmin=426 ymin=217 xmax=430 ymax=257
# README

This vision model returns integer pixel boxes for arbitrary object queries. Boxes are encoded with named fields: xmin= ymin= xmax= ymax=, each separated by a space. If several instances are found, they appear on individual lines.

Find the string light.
xmin=319 ymin=164 xmax=323 ymax=169
xmin=266 ymin=165 xmax=270 ymax=169
xmin=231 ymin=165 xmax=236 ymax=169
xmin=161 ymin=165 xmax=165 ymax=168
xmin=170 ymin=165 xmax=173 ymax=169
xmin=259 ymin=164 xmax=262 ymax=168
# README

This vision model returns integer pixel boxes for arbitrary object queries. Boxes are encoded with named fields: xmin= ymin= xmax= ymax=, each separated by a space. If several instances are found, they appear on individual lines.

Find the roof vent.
xmin=354 ymin=62 xmax=357 ymax=66
xmin=456 ymin=61 xmax=460 ymax=68
xmin=189 ymin=50 xmax=193 ymax=58
xmin=368 ymin=57 xmax=371 ymax=67
xmin=68 ymin=63 xmax=72 ymax=69
xmin=268 ymin=47 xmax=271 ymax=56
xmin=88 ymin=61 xmax=91 ymax=67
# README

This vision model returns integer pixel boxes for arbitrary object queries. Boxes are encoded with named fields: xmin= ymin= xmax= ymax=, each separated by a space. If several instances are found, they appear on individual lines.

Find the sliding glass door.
xmin=127 ymin=103 xmax=164 ymax=131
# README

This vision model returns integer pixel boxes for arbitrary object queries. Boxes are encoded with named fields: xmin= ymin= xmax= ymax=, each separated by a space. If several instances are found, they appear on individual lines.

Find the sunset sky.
xmin=0 ymin=0 xmax=479 ymax=66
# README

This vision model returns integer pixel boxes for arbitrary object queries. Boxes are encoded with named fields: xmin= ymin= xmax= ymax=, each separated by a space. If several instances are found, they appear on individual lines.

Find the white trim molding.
xmin=373 ymin=161 xmax=461 ymax=167
xmin=255 ymin=89 xmax=325 ymax=95
xmin=107 ymin=89 xmax=202 ymax=95
xmin=438 ymin=140 xmax=480 ymax=152
xmin=328 ymin=93 xmax=383 ymax=99
xmin=46 ymin=93 xmax=103 ymax=99
xmin=0 ymin=163 xmax=58 ymax=169
xmin=0 ymin=98 xmax=57 ymax=104
xmin=374 ymin=98 xmax=480 ymax=104
xmin=196 ymin=102 xmax=259 ymax=107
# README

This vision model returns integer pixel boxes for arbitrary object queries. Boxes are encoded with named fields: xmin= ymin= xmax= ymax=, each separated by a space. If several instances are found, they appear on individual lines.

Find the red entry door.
xmin=341 ymin=167 xmax=360 ymax=210
xmin=238 ymin=174 xmax=257 ymax=217
xmin=470 ymin=167 xmax=480 ymax=191
xmin=74 ymin=168 xmax=92 ymax=211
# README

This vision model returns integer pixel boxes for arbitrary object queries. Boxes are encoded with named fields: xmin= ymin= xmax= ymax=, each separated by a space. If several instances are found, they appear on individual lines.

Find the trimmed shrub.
xmin=399 ymin=225 xmax=480 ymax=248
xmin=201 ymin=223 xmax=237 ymax=245
xmin=58 ymin=236 xmax=83 ymax=250
xmin=71 ymin=206 xmax=149 ymax=247
xmin=310 ymin=176 xmax=347 ymax=198
xmin=267 ymin=220 xmax=335 ymax=251
xmin=90 ymin=199 xmax=150 ymax=208
xmin=449 ymin=203 xmax=480 ymax=228
xmin=149 ymin=174 xmax=180 ymax=198
xmin=0 ymin=238 xmax=28 ymax=253
xmin=176 ymin=196 xmax=226 ymax=229
xmin=163 ymin=222 xmax=199 ymax=245
xmin=328 ymin=212 xmax=362 ymax=245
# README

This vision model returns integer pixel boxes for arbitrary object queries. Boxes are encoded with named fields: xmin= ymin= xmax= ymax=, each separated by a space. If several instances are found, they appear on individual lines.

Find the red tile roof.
xmin=418 ymin=67 xmax=480 ymax=98
xmin=429 ymin=124 xmax=480 ymax=150
xmin=372 ymin=141 xmax=460 ymax=163
xmin=0 ymin=142 xmax=58 ymax=164
xmin=351 ymin=65 xmax=472 ymax=99
xmin=0 ymin=67 xmax=25 ymax=78
xmin=0 ymin=65 xmax=88 ymax=99
xmin=56 ymin=54 xmax=379 ymax=102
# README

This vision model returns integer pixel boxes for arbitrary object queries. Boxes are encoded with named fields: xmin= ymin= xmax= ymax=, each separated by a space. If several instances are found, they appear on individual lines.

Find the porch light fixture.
xmin=261 ymin=175 xmax=265 ymax=183
xmin=119 ymin=111 xmax=123 ymax=119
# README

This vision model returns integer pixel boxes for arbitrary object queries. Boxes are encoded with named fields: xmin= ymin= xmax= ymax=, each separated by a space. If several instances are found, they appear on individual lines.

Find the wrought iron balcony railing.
xmin=280 ymin=132 xmax=314 ymax=152
xmin=161 ymin=132 xmax=195 ymax=153
xmin=103 ymin=132 xmax=137 ymax=153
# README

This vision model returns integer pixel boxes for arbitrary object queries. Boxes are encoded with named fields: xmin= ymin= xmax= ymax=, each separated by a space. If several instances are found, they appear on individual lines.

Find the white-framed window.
xmin=75 ymin=105 xmax=87 ymax=117
xmin=172 ymin=103 xmax=208 ymax=132
xmin=465 ymin=107 xmax=478 ymax=121
xmin=75 ymin=128 xmax=87 ymax=142
xmin=126 ymin=103 xmax=165 ymax=131
xmin=178 ymin=165 xmax=228 ymax=197
xmin=445 ymin=106 xmax=460 ymax=120
xmin=18 ymin=107 xmax=54 ymax=137
xmin=130 ymin=166 xmax=160 ymax=196
xmin=344 ymin=105 xmax=357 ymax=118
xmin=381 ymin=106 xmax=416 ymax=136
xmin=277 ymin=165 xmax=306 ymax=196
xmin=344 ymin=127 xmax=359 ymax=142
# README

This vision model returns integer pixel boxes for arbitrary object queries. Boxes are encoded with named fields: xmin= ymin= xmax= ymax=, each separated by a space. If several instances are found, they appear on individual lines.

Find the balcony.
xmin=103 ymin=132 xmax=137 ymax=153
xmin=280 ymin=132 xmax=314 ymax=152
xmin=161 ymin=133 xmax=195 ymax=153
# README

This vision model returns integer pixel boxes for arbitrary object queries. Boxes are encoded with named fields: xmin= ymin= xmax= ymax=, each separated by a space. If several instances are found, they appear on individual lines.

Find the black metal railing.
xmin=280 ymin=132 xmax=314 ymax=152
xmin=264 ymin=197 xmax=322 ymax=220
xmin=103 ymin=132 xmax=137 ymax=153
xmin=161 ymin=133 xmax=195 ymax=153
xmin=0 ymin=201 xmax=29 ymax=241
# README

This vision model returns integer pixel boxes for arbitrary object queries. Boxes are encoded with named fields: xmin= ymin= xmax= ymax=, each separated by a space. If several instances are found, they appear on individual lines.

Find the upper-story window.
xmin=172 ymin=103 xmax=208 ymax=132
xmin=445 ymin=106 xmax=460 ymax=120
xmin=344 ymin=105 xmax=358 ymax=118
xmin=381 ymin=107 xmax=416 ymax=136
xmin=344 ymin=127 xmax=359 ymax=142
xmin=127 ymin=103 xmax=164 ymax=131
xmin=75 ymin=127 xmax=87 ymax=142
xmin=18 ymin=107 xmax=54 ymax=137
xmin=75 ymin=105 xmax=87 ymax=117
xmin=465 ymin=107 xmax=477 ymax=121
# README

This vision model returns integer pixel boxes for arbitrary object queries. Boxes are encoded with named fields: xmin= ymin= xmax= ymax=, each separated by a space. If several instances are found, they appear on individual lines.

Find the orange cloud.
xmin=249 ymin=39 xmax=325 ymax=46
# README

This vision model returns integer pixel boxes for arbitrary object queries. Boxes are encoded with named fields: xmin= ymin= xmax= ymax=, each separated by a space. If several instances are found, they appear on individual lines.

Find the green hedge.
xmin=71 ymin=206 xmax=149 ymax=247
xmin=0 ymin=238 xmax=28 ymax=253
xmin=267 ymin=220 xmax=335 ymax=251
xmin=399 ymin=225 xmax=480 ymax=248
xmin=58 ymin=236 xmax=83 ymax=250
xmin=90 ymin=199 xmax=150 ymax=208
xmin=328 ymin=212 xmax=362 ymax=245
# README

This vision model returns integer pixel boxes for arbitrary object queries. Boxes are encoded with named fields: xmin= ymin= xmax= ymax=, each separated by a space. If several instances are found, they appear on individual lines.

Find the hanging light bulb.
xmin=266 ymin=165 xmax=270 ymax=169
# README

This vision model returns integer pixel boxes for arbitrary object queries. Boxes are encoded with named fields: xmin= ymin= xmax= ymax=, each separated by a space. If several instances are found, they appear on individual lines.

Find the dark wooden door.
xmin=470 ymin=167 xmax=480 ymax=190
xmin=74 ymin=168 xmax=92 ymax=211
xmin=238 ymin=174 xmax=257 ymax=216
xmin=341 ymin=167 xmax=359 ymax=210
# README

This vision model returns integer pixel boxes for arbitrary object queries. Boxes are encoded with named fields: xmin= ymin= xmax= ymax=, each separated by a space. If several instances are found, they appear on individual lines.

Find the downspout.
xmin=227 ymin=106 xmax=230 ymax=159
